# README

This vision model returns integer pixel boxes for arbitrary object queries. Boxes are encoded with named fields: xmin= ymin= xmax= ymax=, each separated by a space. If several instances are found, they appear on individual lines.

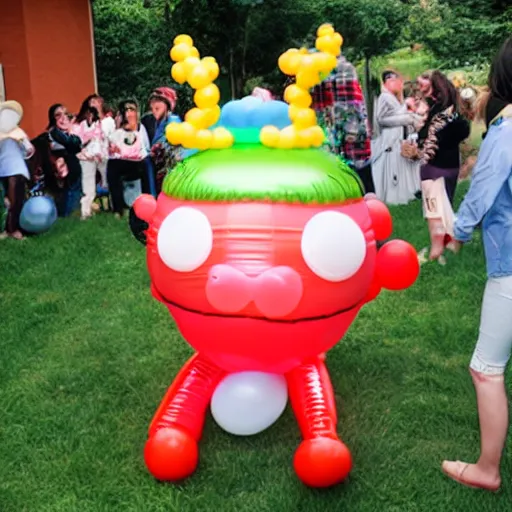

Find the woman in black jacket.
xmin=417 ymin=71 xmax=471 ymax=263
xmin=44 ymin=104 xmax=83 ymax=216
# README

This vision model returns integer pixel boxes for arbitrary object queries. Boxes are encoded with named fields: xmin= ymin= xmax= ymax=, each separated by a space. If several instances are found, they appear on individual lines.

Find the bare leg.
xmin=443 ymin=370 xmax=505 ymax=490
xmin=428 ymin=218 xmax=445 ymax=261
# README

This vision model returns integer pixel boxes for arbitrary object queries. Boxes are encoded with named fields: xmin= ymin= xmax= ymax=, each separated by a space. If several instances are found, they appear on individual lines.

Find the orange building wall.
xmin=0 ymin=0 xmax=96 ymax=137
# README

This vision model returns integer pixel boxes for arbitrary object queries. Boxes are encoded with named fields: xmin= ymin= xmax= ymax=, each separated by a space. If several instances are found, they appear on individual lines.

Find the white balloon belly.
xmin=210 ymin=371 xmax=288 ymax=436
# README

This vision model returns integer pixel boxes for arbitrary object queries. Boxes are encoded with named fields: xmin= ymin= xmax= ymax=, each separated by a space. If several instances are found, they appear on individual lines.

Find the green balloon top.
xmin=162 ymin=145 xmax=363 ymax=204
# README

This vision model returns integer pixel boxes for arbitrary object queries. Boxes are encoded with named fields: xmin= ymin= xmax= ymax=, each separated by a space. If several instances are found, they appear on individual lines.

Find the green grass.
xmin=1 ymin=185 xmax=512 ymax=511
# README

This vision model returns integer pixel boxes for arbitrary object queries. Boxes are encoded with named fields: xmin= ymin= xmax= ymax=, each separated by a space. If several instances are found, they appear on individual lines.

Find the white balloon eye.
xmin=157 ymin=207 xmax=213 ymax=272
xmin=301 ymin=211 xmax=366 ymax=282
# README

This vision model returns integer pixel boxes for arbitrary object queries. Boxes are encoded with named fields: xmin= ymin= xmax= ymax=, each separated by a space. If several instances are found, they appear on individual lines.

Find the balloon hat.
xmin=165 ymin=23 xmax=343 ymax=152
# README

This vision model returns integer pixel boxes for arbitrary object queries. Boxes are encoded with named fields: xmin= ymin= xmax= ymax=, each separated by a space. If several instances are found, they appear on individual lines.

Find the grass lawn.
xmin=2 ymin=184 xmax=512 ymax=511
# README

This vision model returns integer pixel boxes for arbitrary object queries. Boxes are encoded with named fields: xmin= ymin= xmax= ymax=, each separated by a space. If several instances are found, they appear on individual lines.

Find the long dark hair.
xmin=118 ymin=99 xmax=139 ymax=128
xmin=430 ymin=71 xmax=462 ymax=112
xmin=489 ymin=37 xmax=512 ymax=104
xmin=47 ymin=103 xmax=64 ymax=130
xmin=76 ymin=95 xmax=100 ymax=124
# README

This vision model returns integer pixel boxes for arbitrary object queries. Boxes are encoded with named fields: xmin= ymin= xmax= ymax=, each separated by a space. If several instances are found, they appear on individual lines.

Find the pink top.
xmin=72 ymin=120 xmax=108 ymax=161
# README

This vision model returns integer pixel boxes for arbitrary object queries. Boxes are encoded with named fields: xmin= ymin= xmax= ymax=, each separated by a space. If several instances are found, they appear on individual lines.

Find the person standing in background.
xmin=312 ymin=55 xmax=375 ymax=194
xmin=371 ymin=70 xmax=424 ymax=205
xmin=416 ymin=71 xmax=470 ymax=263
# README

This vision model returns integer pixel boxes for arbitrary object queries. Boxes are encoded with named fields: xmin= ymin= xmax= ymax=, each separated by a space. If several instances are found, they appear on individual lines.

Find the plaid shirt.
xmin=312 ymin=56 xmax=371 ymax=166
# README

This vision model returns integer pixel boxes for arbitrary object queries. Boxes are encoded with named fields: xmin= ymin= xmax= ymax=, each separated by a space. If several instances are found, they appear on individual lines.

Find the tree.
xmin=323 ymin=0 xmax=409 ymax=125
xmin=404 ymin=0 xmax=511 ymax=67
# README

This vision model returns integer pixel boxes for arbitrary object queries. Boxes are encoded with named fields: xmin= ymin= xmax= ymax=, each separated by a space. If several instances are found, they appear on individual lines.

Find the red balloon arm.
xmin=286 ymin=357 xmax=338 ymax=440
xmin=148 ymin=354 xmax=226 ymax=441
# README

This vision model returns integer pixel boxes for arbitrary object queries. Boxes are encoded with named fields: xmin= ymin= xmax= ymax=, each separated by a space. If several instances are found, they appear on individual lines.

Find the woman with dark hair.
xmin=73 ymin=96 xmax=110 ymax=219
xmin=107 ymin=99 xmax=150 ymax=217
xmin=45 ymin=103 xmax=83 ymax=216
xmin=441 ymin=38 xmax=512 ymax=492
xmin=416 ymin=70 xmax=470 ymax=263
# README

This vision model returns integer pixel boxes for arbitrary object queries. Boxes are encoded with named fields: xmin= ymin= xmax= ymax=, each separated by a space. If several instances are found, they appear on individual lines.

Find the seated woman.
xmin=107 ymin=99 xmax=150 ymax=218
xmin=0 ymin=100 xmax=35 ymax=240
xmin=31 ymin=104 xmax=83 ymax=217
xmin=141 ymin=87 xmax=183 ymax=195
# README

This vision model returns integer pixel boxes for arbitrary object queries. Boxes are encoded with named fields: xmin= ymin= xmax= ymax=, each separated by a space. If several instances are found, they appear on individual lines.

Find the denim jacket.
xmin=454 ymin=112 xmax=512 ymax=278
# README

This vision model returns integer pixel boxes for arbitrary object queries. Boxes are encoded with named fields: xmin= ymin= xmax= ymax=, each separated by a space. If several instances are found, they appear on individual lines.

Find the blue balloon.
xmin=19 ymin=196 xmax=58 ymax=234
xmin=219 ymin=97 xmax=292 ymax=131
xmin=251 ymin=100 xmax=291 ymax=129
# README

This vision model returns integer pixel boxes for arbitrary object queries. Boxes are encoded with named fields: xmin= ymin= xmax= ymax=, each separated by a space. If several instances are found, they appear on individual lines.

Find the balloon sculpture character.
xmin=133 ymin=24 xmax=420 ymax=488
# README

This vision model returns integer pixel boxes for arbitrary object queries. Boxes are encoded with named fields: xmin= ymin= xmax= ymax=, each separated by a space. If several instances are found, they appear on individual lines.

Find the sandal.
xmin=442 ymin=460 xmax=501 ymax=492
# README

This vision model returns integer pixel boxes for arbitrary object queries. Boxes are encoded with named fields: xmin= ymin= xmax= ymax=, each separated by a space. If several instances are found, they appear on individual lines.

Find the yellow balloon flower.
xmin=308 ymin=125 xmax=325 ymax=147
xmin=185 ymin=108 xmax=208 ymax=129
xmin=188 ymin=64 xmax=212 ymax=89
xmin=316 ymin=35 xmax=341 ymax=56
xmin=211 ymin=127 xmax=234 ymax=149
xmin=171 ymin=62 xmax=187 ymax=84
xmin=170 ymin=43 xmax=193 ymax=63
xmin=189 ymin=46 xmax=200 ymax=59
xmin=314 ymin=52 xmax=337 ymax=74
xmin=278 ymin=51 xmax=303 ymax=76
xmin=174 ymin=34 xmax=193 ymax=47
xmin=288 ymin=104 xmax=301 ymax=122
xmin=284 ymin=85 xmax=312 ymax=108
xmin=293 ymin=108 xmax=317 ymax=129
xmin=202 ymin=58 xmax=220 ymax=81
xmin=260 ymin=126 xmax=281 ymax=147
xmin=165 ymin=122 xmax=182 ymax=145
xmin=296 ymin=70 xmax=321 ymax=89
xmin=195 ymin=129 xmax=213 ymax=150
xmin=333 ymin=32 xmax=343 ymax=47
xmin=194 ymin=84 xmax=220 ymax=109
xmin=203 ymin=105 xmax=221 ymax=127
xmin=317 ymin=23 xmax=335 ymax=38
xmin=180 ymin=122 xmax=198 ymax=149
xmin=183 ymin=56 xmax=201 ymax=75
xmin=277 ymin=126 xmax=298 ymax=149
xmin=295 ymin=129 xmax=312 ymax=148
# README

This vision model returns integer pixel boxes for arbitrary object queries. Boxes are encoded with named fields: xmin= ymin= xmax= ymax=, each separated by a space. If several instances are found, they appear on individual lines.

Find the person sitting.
xmin=141 ymin=87 xmax=182 ymax=195
xmin=107 ymin=99 xmax=150 ymax=218
xmin=30 ymin=104 xmax=83 ymax=217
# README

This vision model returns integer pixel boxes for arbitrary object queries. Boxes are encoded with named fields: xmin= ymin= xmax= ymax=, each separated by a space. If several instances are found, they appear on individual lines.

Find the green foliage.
xmin=404 ymin=0 xmax=511 ymax=67
xmin=324 ymin=0 xmax=409 ymax=60
xmin=92 ymin=0 xmax=511 ymax=111
xmin=162 ymin=146 xmax=363 ymax=203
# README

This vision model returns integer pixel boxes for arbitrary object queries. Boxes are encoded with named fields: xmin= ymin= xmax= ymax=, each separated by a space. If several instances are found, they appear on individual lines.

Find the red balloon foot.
xmin=293 ymin=437 xmax=353 ymax=488
xmin=144 ymin=427 xmax=199 ymax=481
